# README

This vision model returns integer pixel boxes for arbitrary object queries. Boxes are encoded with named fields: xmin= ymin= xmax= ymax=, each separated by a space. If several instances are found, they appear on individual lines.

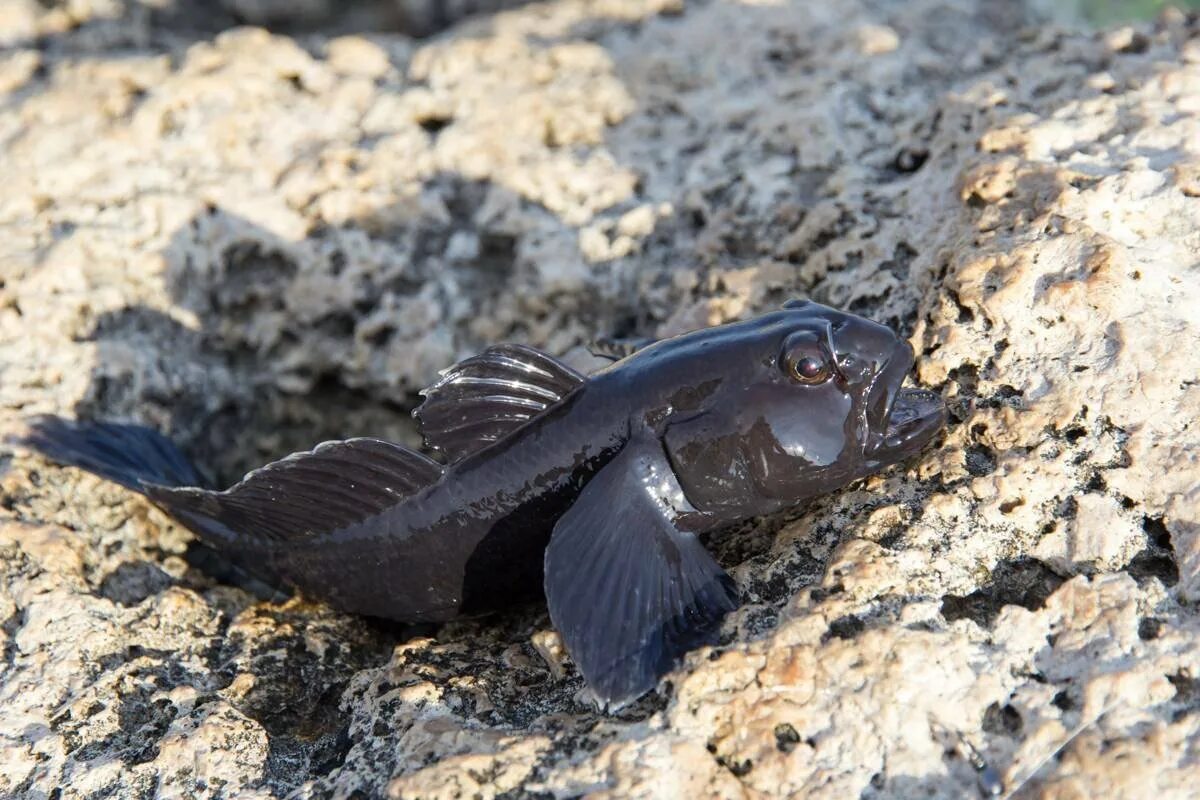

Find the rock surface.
xmin=1 ymin=0 xmax=1199 ymax=798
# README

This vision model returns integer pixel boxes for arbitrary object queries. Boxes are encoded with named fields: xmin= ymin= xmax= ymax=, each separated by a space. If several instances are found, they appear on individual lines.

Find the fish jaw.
xmin=861 ymin=341 xmax=946 ymax=468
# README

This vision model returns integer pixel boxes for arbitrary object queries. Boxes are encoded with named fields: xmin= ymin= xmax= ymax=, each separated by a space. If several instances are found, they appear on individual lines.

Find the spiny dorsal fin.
xmin=587 ymin=336 xmax=656 ymax=363
xmin=144 ymin=438 xmax=442 ymax=544
xmin=413 ymin=344 xmax=585 ymax=462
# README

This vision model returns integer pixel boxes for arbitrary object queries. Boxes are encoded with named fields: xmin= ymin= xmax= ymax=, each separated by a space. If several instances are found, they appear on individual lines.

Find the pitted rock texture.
xmin=1 ymin=1 xmax=1198 ymax=798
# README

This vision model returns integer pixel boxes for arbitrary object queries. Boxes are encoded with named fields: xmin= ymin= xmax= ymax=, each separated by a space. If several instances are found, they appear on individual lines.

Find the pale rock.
xmin=1 ymin=1 xmax=1197 ymax=798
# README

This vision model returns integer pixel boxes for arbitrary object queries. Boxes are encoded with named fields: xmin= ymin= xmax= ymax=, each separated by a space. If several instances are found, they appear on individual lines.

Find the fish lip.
xmin=862 ymin=343 xmax=945 ymax=462
xmin=875 ymin=387 xmax=947 ymax=459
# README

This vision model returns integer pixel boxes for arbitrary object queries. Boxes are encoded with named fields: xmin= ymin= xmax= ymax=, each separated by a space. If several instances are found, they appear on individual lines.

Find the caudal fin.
xmin=16 ymin=416 xmax=448 ymax=604
xmin=14 ymin=416 xmax=294 ymax=599
xmin=15 ymin=416 xmax=208 ymax=492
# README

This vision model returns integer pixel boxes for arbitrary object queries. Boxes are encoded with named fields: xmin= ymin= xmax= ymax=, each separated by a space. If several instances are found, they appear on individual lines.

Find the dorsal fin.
xmin=143 ymin=438 xmax=442 ymax=544
xmin=414 ymin=344 xmax=585 ymax=462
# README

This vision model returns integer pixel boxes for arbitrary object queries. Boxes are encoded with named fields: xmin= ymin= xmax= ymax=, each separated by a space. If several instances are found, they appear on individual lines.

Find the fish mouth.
xmin=877 ymin=387 xmax=946 ymax=458
xmin=863 ymin=343 xmax=946 ymax=464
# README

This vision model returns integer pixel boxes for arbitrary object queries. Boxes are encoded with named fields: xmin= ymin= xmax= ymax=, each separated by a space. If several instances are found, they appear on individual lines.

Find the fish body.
xmin=19 ymin=301 xmax=945 ymax=707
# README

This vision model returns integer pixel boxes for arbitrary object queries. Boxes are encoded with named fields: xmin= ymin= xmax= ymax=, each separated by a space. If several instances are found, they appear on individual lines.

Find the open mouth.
xmin=880 ymin=387 xmax=945 ymax=454
xmin=864 ymin=343 xmax=946 ymax=463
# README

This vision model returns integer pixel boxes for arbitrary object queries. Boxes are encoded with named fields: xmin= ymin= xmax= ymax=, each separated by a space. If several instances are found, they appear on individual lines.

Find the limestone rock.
xmin=1 ymin=1 xmax=1197 ymax=798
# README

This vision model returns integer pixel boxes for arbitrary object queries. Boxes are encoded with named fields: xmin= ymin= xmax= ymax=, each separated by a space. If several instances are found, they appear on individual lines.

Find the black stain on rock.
xmin=98 ymin=561 xmax=177 ymax=606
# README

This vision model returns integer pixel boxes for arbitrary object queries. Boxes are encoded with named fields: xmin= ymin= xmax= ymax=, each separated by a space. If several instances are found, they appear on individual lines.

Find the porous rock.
xmin=1 ymin=1 xmax=1198 ymax=798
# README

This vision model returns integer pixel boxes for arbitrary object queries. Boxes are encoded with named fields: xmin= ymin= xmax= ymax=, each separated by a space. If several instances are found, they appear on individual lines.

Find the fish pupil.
xmin=797 ymin=357 xmax=823 ymax=378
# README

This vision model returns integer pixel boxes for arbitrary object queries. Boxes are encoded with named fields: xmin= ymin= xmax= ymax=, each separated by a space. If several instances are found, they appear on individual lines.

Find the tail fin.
xmin=16 ymin=416 xmax=448 ymax=604
xmin=15 ymin=416 xmax=290 ymax=598
xmin=15 ymin=416 xmax=208 ymax=492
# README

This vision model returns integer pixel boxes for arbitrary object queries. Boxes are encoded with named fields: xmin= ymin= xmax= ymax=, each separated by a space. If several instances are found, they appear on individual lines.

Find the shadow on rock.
xmin=1 ymin=0 xmax=543 ymax=50
xmin=47 ymin=185 xmax=648 ymax=786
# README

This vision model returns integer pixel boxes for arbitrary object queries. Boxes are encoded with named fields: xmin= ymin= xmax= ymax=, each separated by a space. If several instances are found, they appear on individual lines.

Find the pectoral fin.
xmin=543 ymin=439 xmax=737 ymax=709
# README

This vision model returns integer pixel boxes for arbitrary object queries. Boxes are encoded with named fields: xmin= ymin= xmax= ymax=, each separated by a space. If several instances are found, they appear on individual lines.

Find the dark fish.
xmin=16 ymin=300 xmax=945 ymax=708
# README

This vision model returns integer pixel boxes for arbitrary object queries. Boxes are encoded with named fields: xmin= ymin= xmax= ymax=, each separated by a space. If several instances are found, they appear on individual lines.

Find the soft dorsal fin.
xmin=143 ymin=438 xmax=442 ymax=545
xmin=413 ymin=344 xmax=585 ymax=462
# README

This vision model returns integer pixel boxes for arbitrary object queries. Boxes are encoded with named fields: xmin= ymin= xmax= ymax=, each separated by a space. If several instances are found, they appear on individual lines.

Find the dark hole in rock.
xmin=825 ymin=614 xmax=866 ymax=641
xmin=964 ymin=445 xmax=997 ymax=477
xmin=418 ymin=114 xmax=454 ymax=135
xmin=809 ymin=583 xmax=844 ymax=603
xmin=363 ymin=325 xmax=394 ymax=347
xmin=951 ymin=291 xmax=975 ymax=323
xmin=717 ymin=755 xmax=754 ymax=777
xmin=1127 ymin=548 xmax=1179 ymax=587
xmin=882 ymin=242 xmax=918 ymax=281
xmin=1128 ymin=516 xmax=1178 ymax=587
xmin=1084 ymin=472 xmax=1107 ymax=492
xmin=1138 ymin=617 xmax=1163 ymax=641
xmin=1167 ymin=672 xmax=1200 ymax=722
xmin=477 ymin=232 xmax=518 ymax=277
xmin=263 ymin=685 xmax=355 ymax=793
xmin=941 ymin=558 xmax=1065 ymax=629
xmin=1063 ymin=426 xmax=1087 ymax=444
xmin=998 ymin=497 xmax=1024 ymax=514
xmin=774 ymin=723 xmax=801 ymax=753
xmin=209 ymin=610 xmax=400 ymax=795
xmin=1051 ymin=689 xmax=1075 ymax=711
xmin=994 ymin=384 xmax=1023 ymax=405
xmin=73 ymin=672 xmax=181 ymax=766
xmin=892 ymin=147 xmax=929 ymax=173
xmin=1142 ymin=515 xmax=1171 ymax=548
xmin=981 ymin=702 xmax=1023 ymax=737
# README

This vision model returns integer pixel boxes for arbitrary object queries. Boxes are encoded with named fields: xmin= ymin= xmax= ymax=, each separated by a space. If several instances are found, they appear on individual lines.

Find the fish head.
xmin=656 ymin=300 xmax=945 ymax=516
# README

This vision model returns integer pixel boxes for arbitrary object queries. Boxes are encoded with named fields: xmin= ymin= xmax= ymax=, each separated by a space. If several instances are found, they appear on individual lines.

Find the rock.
xmin=1 ymin=0 xmax=1198 ymax=798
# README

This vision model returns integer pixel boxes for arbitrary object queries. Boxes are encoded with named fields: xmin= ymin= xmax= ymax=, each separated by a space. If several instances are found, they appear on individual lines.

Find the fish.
xmin=15 ymin=300 xmax=945 ymax=709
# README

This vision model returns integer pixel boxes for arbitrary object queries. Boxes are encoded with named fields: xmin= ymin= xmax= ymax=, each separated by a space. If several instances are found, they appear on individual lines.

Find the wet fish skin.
xmin=16 ymin=300 xmax=945 ymax=708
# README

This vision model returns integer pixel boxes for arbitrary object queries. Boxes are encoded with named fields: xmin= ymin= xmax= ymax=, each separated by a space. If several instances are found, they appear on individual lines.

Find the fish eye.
xmin=791 ymin=355 xmax=830 ymax=384
xmin=781 ymin=335 xmax=833 ymax=385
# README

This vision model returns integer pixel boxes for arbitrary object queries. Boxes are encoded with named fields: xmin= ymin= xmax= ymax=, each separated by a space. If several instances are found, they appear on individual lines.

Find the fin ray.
xmin=544 ymin=438 xmax=737 ymax=709
xmin=146 ymin=437 xmax=442 ymax=545
xmin=15 ymin=416 xmax=208 ymax=491
xmin=414 ymin=344 xmax=585 ymax=461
